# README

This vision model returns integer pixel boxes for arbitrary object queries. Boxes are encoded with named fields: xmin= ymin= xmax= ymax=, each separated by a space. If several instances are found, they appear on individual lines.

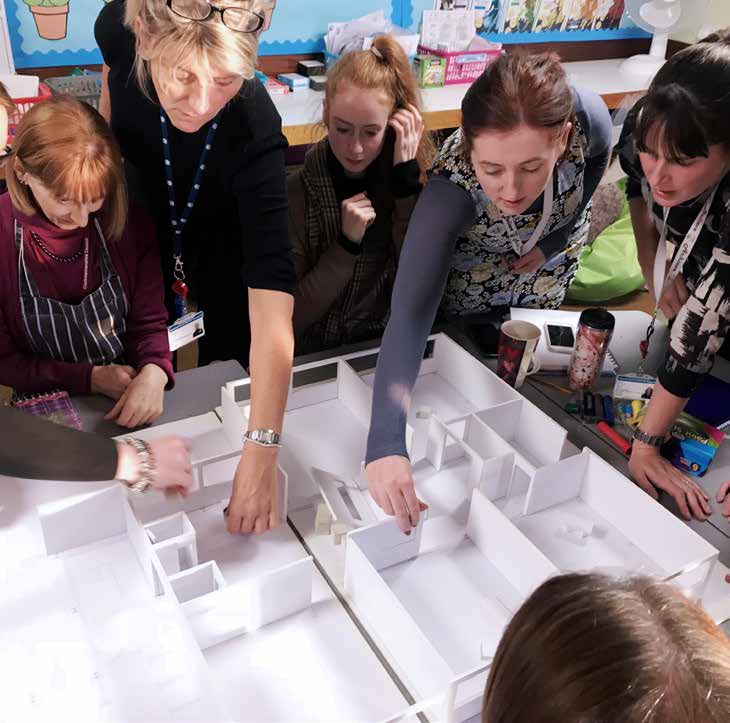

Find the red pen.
xmin=597 ymin=421 xmax=632 ymax=456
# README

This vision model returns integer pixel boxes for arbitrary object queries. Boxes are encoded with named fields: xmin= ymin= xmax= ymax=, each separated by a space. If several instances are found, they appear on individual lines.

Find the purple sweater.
xmin=0 ymin=193 xmax=174 ymax=394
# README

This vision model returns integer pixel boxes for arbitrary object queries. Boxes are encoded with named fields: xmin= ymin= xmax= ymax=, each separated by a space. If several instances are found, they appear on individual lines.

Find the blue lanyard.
xmin=159 ymin=110 xmax=222 ymax=315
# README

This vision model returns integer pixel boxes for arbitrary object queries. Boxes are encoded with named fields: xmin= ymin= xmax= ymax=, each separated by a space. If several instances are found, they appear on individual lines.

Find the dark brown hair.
xmin=325 ymin=34 xmax=435 ymax=179
xmin=632 ymin=32 xmax=730 ymax=163
xmin=482 ymin=573 xmax=730 ymax=723
xmin=461 ymin=51 xmax=576 ymax=159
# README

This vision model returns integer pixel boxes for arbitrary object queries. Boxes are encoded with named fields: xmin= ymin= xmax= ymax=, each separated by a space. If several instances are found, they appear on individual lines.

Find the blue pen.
xmin=603 ymin=395 xmax=615 ymax=426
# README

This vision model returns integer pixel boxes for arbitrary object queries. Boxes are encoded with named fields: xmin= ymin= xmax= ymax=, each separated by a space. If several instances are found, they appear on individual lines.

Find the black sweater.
xmin=0 ymin=406 xmax=117 ymax=481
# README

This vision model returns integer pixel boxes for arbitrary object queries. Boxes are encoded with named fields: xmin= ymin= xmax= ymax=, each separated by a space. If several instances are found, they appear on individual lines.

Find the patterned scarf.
xmin=299 ymin=140 xmax=397 ymax=352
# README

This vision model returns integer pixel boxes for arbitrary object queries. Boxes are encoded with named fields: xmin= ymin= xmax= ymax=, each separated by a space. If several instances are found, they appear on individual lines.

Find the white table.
xmin=275 ymin=58 xmax=653 ymax=145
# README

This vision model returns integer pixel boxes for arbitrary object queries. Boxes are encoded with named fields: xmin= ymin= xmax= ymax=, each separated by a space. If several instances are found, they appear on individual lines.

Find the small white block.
xmin=332 ymin=522 xmax=351 ymax=546
xmin=315 ymin=503 xmax=333 ymax=535
xmin=555 ymin=524 xmax=588 ymax=547
xmin=416 ymin=406 xmax=432 ymax=420
xmin=558 ymin=511 xmax=595 ymax=537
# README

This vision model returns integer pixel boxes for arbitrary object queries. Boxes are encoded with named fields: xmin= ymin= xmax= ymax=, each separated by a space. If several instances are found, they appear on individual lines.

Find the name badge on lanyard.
xmin=160 ymin=109 xmax=222 ymax=349
xmin=502 ymin=171 xmax=554 ymax=258
xmin=637 ymin=185 xmax=718 ymax=371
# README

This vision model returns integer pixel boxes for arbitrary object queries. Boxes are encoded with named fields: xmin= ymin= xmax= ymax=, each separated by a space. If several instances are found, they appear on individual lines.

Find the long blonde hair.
xmin=124 ymin=0 xmax=259 ymax=96
xmin=6 ymin=96 xmax=127 ymax=240
xmin=325 ymin=35 xmax=434 ymax=181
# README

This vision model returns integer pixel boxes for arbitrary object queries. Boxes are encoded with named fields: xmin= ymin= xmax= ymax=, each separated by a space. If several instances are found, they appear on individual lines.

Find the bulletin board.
xmin=6 ymin=0 xmax=648 ymax=69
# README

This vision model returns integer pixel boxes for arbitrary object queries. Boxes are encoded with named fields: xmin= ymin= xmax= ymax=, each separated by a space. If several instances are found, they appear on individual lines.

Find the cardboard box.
xmin=414 ymin=54 xmax=446 ymax=88
xmin=277 ymin=72 xmax=309 ymax=90
xmin=297 ymin=59 xmax=325 ymax=77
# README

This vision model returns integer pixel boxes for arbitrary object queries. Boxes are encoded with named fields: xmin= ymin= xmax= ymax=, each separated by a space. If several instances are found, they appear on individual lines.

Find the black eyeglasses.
xmin=166 ymin=0 xmax=264 ymax=33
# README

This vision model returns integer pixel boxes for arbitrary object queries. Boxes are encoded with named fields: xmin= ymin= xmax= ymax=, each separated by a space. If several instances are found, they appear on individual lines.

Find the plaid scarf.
xmin=299 ymin=140 xmax=397 ymax=352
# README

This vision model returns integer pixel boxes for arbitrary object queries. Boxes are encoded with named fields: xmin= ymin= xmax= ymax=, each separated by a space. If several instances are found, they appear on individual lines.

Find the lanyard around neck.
xmin=502 ymin=171 xmax=554 ymax=257
xmin=638 ymin=186 xmax=718 ymax=370
xmin=649 ymin=186 xmax=717 ymax=312
xmin=159 ymin=110 xmax=222 ymax=265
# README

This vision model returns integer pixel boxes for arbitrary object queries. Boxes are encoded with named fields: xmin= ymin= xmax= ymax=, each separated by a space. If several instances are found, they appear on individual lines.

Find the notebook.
xmin=12 ymin=390 xmax=83 ymax=431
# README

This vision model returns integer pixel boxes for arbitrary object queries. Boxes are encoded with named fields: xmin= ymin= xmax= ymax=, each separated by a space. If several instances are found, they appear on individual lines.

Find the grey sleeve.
xmin=0 ymin=406 xmax=118 ymax=481
xmin=537 ymin=87 xmax=612 ymax=260
xmin=365 ymin=176 xmax=476 ymax=463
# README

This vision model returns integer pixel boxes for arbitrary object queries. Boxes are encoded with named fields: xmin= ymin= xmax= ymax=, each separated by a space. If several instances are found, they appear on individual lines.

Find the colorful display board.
xmin=5 ymin=0 xmax=647 ymax=69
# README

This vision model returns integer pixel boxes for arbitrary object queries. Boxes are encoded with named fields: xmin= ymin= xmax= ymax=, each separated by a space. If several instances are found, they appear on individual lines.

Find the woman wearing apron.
xmin=619 ymin=35 xmax=730 ymax=520
xmin=95 ymin=0 xmax=293 ymax=536
xmin=0 ymin=97 xmax=172 ymax=428
xmin=364 ymin=52 xmax=613 ymax=532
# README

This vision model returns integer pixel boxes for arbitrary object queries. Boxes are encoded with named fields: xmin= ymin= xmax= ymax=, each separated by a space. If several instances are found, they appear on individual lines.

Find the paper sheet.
xmin=421 ymin=10 xmax=477 ymax=52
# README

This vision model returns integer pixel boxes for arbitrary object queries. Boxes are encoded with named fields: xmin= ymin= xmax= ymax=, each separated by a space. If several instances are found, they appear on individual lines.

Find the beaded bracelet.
xmin=121 ymin=438 xmax=156 ymax=493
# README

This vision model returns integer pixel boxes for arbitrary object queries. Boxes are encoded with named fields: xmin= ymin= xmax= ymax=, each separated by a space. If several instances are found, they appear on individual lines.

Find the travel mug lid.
xmin=578 ymin=308 xmax=615 ymax=331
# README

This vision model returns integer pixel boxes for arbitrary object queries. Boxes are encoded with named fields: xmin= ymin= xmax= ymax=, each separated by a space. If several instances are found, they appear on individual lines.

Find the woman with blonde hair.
xmin=95 ymin=0 xmax=293 ymax=536
xmin=289 ymin=35 xmax=432 ymax=354
xmin=0 ymin=96 xmax=173 ymax=427
xmin=483 ymin=573 xmax=730 ymax=722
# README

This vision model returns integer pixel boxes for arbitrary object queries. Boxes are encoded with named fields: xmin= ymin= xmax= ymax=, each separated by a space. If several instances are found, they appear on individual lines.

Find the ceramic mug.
xmin=497 ymin=320 xmax=542 ymax=389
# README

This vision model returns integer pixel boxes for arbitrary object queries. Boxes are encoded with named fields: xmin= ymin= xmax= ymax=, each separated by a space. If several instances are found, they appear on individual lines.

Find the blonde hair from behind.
xmin=124 ymin=0 xmax=258 ymax=97
xmin=483 ymin=573 xmax=730 ymax=723
xmin=0 ymin=82 xmax=14 ymax=115
xmin=7 ymin=96 xmax=128 ymax=240
xmin=325 ymin=35 xmax=434 ymax=180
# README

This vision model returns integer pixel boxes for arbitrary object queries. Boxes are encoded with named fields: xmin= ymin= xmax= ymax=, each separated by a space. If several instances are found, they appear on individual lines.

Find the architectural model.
xmin=8 ymin=333 xmax=727 ymax=722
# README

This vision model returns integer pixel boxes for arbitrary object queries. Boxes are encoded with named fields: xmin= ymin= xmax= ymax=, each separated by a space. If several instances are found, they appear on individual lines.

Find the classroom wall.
xmin=5 ymin=0 xmax=648 ymax=69
xmin=671 ymin=0 xmax=727 ymax=44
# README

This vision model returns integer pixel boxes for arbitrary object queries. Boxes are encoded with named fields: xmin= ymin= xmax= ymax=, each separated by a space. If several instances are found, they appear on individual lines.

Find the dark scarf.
xmin=298 ymin=137 xmax=399 ymax=352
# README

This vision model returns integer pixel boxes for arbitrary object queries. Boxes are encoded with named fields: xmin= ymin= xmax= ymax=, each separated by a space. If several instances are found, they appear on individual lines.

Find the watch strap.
xmin=631 ymin=426 xmax=665 ymax=448
xmin=244 ymin=429 xmax=282 ymax=447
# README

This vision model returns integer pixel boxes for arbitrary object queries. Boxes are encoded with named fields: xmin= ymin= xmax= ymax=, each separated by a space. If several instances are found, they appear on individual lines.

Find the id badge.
xmin=168 ymin=310 xmax=205 ymax=351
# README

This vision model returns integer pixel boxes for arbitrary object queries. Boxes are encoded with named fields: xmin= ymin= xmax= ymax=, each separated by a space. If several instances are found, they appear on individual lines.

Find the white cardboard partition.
xmin=516 ymin=449 xmax=719 ymax=596
xmin=346 ymin=490 xmax=559 ymax=722
xmin=37 ymin=483 xmax=126 ymax=555
xmin=476 ymin=398 xmax=567 ymax=469
xmin=311 ymin=466 xmax=379 ymax=528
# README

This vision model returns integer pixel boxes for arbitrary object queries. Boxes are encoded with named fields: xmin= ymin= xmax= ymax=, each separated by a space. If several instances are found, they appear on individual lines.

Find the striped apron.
xmin=15 ymin=218 xmax=129 ymax=365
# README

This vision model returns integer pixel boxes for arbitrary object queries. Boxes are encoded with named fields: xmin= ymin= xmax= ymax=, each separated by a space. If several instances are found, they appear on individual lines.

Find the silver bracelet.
xmin=243 ymin=429 xmax=282 ymax=448
xmin=121 ymin=438 xmax=156 ymax=493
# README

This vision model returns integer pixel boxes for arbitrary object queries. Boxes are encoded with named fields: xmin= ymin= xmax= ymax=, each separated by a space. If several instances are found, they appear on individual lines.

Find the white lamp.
xmin=621 ymin=0 xmax=698 ymax=81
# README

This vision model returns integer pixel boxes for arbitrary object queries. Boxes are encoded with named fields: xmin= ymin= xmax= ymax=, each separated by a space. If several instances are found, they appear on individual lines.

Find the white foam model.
xmin=345 ymin=490 xmax=559 ymax=722
xmin=29 ymin=333 xmax=726 ymax=721
xmin=509 ymin=449 xmax=719 ymax=598
xmin=116 ymin=390 xmax=287 ymax=524
xmin=37 ymin=483 xmax=127 ymax=555
xmin=311 ymin=466 xmax=379 ymax=529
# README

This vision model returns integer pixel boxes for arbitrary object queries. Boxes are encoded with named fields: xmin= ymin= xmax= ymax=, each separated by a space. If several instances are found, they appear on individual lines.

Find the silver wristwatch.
xmin=121 ymin=438 xmax=156 ymax=493
xmin=243 ymin=429 xmax=282 ymax=448
xmin=631 ymin=426 xmax=665 ymax=448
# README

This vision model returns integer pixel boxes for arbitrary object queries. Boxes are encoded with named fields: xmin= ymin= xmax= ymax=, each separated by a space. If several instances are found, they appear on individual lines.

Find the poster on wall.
xmin=5 ymin=0 xmax=647 ymax=69
xmin=562 ymin=0 xmax=600 ymax=32
xmin=593 ymin=0 xmax=625 ymax=31
xmin=412 ymin=0 xmax=641 ymax=37
xmin=7 ymin=0 xmax=105 ymax=68
xmin=472 ymin=1 xmax=504 ymax=33
xmin=533 ymin=0 xmax=570 ymax=32
xmin=502 ymin=0 xmax=538 ymax=34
